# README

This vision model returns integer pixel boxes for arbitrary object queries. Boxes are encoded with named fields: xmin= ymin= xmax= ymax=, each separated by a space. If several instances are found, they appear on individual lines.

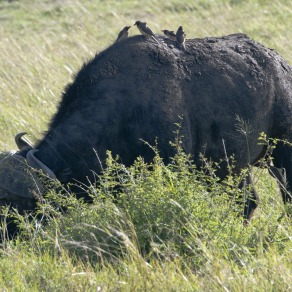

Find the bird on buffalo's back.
xmin=134 ymin=21 xmax=159 ymax=43
xmin=161 ymin=29 xmax=176 ymax=41
xmin=176 ymin=26 xmax=186 ymax=50
xmin=115 ymin=26 xmax=131 ymax=43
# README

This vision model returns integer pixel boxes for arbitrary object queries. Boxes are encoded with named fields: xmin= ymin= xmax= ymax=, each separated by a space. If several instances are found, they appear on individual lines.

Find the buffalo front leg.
xmin=238 ymin=172 xmax=259 ymax=220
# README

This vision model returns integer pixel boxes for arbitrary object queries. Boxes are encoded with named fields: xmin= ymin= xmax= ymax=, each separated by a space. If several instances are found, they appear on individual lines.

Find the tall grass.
xmin=1 ymin=148 xmax=292 ymax=290
xmin=1 ymin=0 xmax=292 ymax=290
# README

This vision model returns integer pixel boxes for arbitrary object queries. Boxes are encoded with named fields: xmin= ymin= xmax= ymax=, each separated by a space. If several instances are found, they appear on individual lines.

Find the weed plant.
xmin=1 ymin=144 xmax=292 ymax=290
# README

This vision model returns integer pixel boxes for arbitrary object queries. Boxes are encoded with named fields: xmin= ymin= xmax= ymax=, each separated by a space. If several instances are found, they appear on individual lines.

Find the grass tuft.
xmin=1 ymin=148 xmax=292 ymax=290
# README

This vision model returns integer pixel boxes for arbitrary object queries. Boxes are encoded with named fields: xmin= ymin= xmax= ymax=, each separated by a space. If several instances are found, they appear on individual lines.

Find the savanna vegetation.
xmin=0 ymin=0 xmax=292 ymax=290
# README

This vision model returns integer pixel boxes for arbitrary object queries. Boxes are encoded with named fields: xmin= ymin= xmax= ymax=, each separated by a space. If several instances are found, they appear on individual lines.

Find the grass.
xmin=0 ymin=0 xmax=292 ymax=290
xmin=1 ymin=150 xmax=292 ymax=290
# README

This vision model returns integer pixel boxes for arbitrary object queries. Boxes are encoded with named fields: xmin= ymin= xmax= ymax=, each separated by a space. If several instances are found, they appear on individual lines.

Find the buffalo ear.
xmin=15 ymin=132 xmax=33 ymax=150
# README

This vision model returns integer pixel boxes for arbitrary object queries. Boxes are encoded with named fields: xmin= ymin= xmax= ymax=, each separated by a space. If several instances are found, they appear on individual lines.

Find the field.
xmin=0 ymin=0 xmax=292 ymax=290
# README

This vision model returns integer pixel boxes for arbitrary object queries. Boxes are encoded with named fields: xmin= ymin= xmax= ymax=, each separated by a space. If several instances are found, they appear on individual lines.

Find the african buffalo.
xmin=1 ymin=33 xmax=292 ymax=236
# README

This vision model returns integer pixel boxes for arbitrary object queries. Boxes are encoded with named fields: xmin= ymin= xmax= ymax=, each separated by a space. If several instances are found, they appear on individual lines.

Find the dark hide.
xmin=4 ymin=34 xmax=292 ymax=226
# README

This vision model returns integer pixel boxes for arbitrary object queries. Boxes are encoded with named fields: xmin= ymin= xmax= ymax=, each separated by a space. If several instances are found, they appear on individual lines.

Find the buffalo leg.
xmin=239 ymin=172 xmax=259 ymax=220
xmin=271 ymin=142 xmax=292 ymax=203
xmin=268 ymin=166 xmax=292 ymax=203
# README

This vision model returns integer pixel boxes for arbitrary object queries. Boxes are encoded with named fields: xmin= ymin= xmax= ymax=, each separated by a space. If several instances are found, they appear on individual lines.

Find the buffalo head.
xmin=0 ymin=133 xmax=56 ymax=212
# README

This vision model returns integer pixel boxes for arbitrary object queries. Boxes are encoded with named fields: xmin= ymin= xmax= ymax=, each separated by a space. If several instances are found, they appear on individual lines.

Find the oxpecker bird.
xmin=161 ymin=29 xmax=176 ymax=41
xmin=116 ymin=26 xmax=131 ymax=43
xmin=176 ymin=26 xmax=186 ymax=50
xmin=134 ymin=21 xmax=159 ymax=43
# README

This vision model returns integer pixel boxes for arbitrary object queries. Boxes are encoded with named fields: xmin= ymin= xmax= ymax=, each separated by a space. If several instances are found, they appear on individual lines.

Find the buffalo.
xmin=1 ymin=33 xmax=292 ymax=236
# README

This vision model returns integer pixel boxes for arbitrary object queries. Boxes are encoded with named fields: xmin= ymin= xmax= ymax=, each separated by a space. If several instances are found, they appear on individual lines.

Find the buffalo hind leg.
xmin=268 ymin=166 xmax=292 ymax=204
xmin=271 ymin=142 xmax=292 ymax=204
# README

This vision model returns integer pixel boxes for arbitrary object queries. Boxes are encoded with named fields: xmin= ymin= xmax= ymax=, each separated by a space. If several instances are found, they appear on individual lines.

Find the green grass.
xmin=1 ymin=150 xmax=292 ymax=291
xmin=1 ymin=0 xmax=292 ymax=290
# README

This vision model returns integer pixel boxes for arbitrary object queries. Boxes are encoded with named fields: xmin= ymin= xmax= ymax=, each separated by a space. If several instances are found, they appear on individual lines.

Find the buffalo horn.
xmin=15 ymin=132 xmax=33 ymax=150
xmin=26 ymin=149 xmax=56 ymax=179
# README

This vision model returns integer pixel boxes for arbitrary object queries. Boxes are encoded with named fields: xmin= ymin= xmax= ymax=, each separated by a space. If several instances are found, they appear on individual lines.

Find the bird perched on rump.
xmin=161 ymin=29 xmax=176 ymax=41
xmin=134 ymin=21 xmax=159 ymax=43
xmin=176 ymin=26 xmax=186 ymax=50
xmin=115 ymin=26 xmax=131 ymax=43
